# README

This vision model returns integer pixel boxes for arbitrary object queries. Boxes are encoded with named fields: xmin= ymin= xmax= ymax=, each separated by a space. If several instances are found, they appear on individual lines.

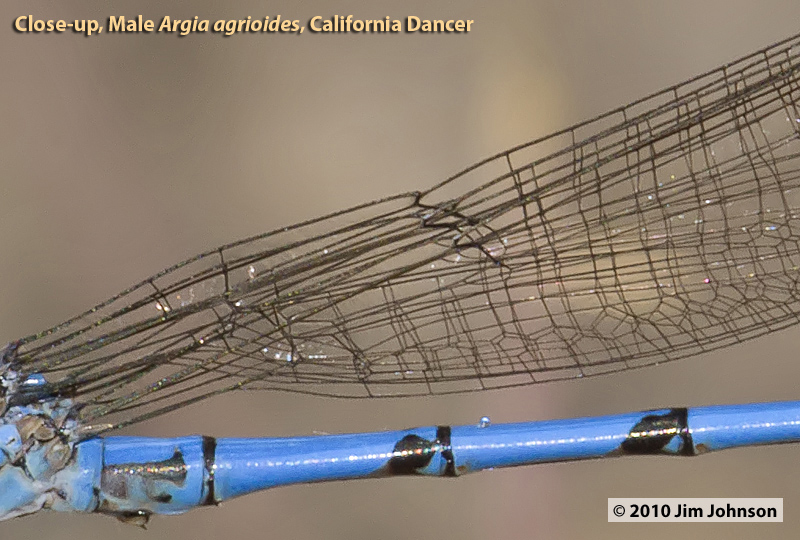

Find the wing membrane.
xmin=5 ymin=33 xmax=800 ymax=432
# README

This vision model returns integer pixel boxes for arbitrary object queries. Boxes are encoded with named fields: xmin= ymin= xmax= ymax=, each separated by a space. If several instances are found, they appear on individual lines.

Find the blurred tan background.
xmin=3 ymin=1 xmax=800 ymax=538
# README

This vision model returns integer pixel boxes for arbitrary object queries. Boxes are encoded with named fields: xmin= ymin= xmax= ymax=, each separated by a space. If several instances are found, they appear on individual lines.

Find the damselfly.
xmin=3 ymin=24 xmax=800 ymax=535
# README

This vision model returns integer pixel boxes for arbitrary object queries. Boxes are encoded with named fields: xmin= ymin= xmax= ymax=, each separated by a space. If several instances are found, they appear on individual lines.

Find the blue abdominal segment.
xmin=9 ymin=400 xmax=790 ymax=525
